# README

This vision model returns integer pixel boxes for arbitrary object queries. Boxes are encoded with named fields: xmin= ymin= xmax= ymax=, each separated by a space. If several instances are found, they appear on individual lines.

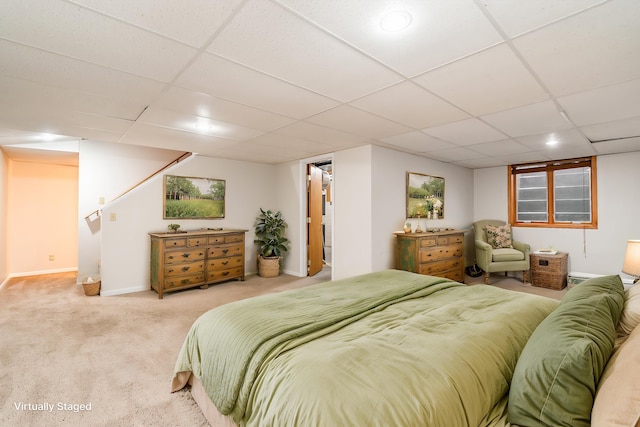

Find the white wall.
xmin=77 ymin=140 xmax=185 ymax=281
xmin=332 ymin=146 xmax=374 ymax=279
xmin=274 ymin=159 xmax=306 ymax=277
xmin=372 ymin=146 xmax=476 ymax=269
xmin=100 ymin=154 xmax=276 ymax=295
xmin=0 ymin=150 xmax=8 ymax=285
xmin=473 ymin=152 xmax=640 ymax=282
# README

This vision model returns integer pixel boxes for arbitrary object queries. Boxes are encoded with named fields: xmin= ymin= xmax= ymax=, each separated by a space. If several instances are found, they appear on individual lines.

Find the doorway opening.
xmin=306 ymin=160 xmax=332 ymax=280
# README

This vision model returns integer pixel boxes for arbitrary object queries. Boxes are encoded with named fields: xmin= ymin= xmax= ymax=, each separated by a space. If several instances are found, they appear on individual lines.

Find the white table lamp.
xmin=622 ymin=240 xmax=640 ymax=284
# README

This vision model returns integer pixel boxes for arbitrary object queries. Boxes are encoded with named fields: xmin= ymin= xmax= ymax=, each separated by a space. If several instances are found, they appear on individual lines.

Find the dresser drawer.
xmin=164 ymin=260 xmax=205 ymax=277
xmin=208 ymin=244 xmax=243 ymax=259
xmin=419 ymin=244 xmax=463 ymax=263
xmin=208 ymin=267 xmax=243 ymax=282
xmin=419 ymin=258 xmax=463 ymax=276
xmin=437 ymin=234 xmax=463 ymax=246
xmin=187 ymin=236 xmax=208 ymax=247
xmin=164 ymin=248 xmax=205 ymax=264
xmin=225 ymin=234 xmax=244 ymax=243
xmin=207 ymin=256 xmax=243 ymax=271
xmin=208 ymin=235 xmax=226 ymax=245
xmin=164 ymin=273 xmax=205 ymax=289
xmin=419 ymin=237 xmax=438 ymax=247
xmin=163 ymin=238 xmax=187 ymax=248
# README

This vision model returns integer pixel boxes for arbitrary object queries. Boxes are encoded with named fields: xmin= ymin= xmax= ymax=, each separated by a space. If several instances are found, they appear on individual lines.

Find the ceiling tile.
xmin=380 ymin=131 xmax=455 ymax=152
xmin=119 ymin=123 xmax=240 ymax=154
xmin=0 ymin=75 xmax=146 ymax=122
xmin=558 ymin=79 xmax=640 ymax=126
xmin=482 ymin=0 xmax=606 ymax=38
xmin=516 ymin=129 xmax=591 ymax=150
xmin=512 ymin=0 xmax=640 ymax=96
xmin=0 ymin=97 xmax=130 ymax=141
xmin=423 ymin=147 xmax=487 ymax=162
xmin=279 ymin=0 xmax=504 ymax=76
xmin=0 ymin=0 xmax=196 ymax=82
xmin=414 ymin=43 xmax=548 ymax=116
xmin=350 ymin=81 xmax=469 ymax=129
xmin=138 ymin=107 xmax=265 ymax=140
xmin=248 ymin=132 xmax=336 ymax=154
xmin=580 ymin=116 xmax=640 ymax=142
xmin=156 ymin=87 xmax=296 ymax=132
xmin=177 ymin=53 xmax=339 ymax=119
xmin=591 ymin=136 xmax=640 ymax=155
xmin=274 ymin=122 xmax=367 ymax=146
xmin=422 ymin=118 xmax=507 ymax=145
xmin=0 ymin=40 xmax=166 ymax=108
xmin=73 ymin=0 xmax=244 ymax=48
xmin=481 ymin=100 xmax=572 ymax=137
xmin=466 ymin=139 xmax=531 ymax=156
xmin=207 ymin=0 xmax=402 ymax=101
xmin=306 ymin=105 xmax=412 ymax=139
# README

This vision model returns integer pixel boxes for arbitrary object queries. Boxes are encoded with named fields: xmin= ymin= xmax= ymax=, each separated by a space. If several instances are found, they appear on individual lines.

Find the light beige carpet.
xmin=0 ymin=268 xmax=564 ymax=426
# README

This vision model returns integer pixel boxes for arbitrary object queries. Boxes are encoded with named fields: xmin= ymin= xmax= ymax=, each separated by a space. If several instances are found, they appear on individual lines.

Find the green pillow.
xmin=507 ymin=275 xmax=625 ymax=427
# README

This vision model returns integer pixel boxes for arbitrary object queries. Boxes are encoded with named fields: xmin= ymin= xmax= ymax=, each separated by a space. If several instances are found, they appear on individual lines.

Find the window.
xmin=508 ymin=156 xmax=597 ymax=228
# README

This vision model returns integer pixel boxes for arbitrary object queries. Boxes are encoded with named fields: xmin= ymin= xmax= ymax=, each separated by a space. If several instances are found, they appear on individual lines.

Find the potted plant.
xmin=254 ymin=208 xmax=289 ymax=277
xmin=168 ymin=223 xmax=181 ymax=233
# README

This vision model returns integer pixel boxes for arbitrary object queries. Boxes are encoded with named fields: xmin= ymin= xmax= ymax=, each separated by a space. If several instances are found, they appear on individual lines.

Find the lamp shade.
xmin=622 ymin=240 xmax=640 ymax=277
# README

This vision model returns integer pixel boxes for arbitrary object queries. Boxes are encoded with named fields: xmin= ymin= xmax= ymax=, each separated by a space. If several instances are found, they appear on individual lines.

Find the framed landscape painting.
xmin=406 ymin=172 xmax=445 ymax=219
xmin=164 ymin=175 xmax=225 ymax=219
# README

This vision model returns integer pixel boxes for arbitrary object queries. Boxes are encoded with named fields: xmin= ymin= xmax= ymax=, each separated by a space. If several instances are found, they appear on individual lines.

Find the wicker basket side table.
xmin=530 ymin=252 xmax=568 ymax=290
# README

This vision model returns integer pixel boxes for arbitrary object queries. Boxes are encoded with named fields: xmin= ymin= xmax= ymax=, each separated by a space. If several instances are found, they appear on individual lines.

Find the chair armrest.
xmin=475 ymin=240 xmax=493 ymax=271
xmin=513 ymin=240 xmax=531 ymax=256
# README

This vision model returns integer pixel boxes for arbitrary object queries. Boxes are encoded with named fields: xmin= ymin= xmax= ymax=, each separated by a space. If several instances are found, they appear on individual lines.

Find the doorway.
xmin=306 ymin=160 xmax=332 ymax=279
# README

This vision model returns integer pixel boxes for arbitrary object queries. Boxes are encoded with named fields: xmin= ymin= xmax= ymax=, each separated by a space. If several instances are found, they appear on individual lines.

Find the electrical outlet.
xmin=49 ymin=255 xmax=55 ymax=261
xmin=109 ymin=213 xmax=117 ymax=221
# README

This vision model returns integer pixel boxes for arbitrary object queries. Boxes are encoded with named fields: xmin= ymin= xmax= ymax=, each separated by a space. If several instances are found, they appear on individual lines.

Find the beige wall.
xmin=0 ymin=150 xmax=8 ymax=284
xmin=7 ymin=160 xmax=78 ymax=274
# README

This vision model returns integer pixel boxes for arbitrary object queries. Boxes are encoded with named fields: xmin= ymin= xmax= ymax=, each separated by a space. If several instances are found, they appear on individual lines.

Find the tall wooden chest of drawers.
xmin=149 ymin=229 xmax=247 ymax=299
xmin=395 ymin=230 xmax=465 ymax=283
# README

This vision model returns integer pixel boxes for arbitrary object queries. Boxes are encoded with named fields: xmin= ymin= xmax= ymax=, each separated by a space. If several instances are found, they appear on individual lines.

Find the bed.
xmin=171 ymin=269 xmax=638 ymax=427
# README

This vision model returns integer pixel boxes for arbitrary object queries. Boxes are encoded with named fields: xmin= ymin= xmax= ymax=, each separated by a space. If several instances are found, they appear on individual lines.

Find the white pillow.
xmin=618 ymin=285 xmax=640 ymax=336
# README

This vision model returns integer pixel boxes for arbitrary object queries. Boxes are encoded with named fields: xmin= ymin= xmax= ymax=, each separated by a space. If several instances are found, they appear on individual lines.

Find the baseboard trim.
xmin=7 ymin=267 xmax=77 ymax=278
xmin=100 ymin=285 xmax=148 ymax=297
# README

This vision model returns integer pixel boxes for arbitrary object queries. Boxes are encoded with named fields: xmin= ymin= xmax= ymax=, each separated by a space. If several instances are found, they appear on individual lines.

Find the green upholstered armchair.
xmin=473 ymin=219 xmax=530 ymax=285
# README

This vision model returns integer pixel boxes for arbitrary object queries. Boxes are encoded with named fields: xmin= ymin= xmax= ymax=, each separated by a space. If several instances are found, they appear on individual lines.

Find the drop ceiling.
xmin=0 ymin=0 xmax=639 ymax=168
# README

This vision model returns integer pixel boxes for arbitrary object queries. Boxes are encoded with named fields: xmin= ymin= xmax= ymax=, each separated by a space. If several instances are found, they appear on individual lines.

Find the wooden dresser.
xmin=149 ymin=229 xmax=247 ymax=299
xmin=395 ymin=230 xmax=465 ymax=283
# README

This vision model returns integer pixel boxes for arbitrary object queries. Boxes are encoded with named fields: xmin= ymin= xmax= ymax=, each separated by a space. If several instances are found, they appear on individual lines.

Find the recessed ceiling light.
xmin=380 ymin=11 xmax=412 ymax=32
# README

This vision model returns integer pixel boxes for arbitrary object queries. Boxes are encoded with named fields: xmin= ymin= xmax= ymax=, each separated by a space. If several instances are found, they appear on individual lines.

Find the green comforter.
xmin=172 ymin=269 xmax=558 ymax=426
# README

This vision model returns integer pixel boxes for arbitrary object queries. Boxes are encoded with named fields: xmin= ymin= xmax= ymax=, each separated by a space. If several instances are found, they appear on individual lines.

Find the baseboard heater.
xmin=568 ymin=272 xmax=634 ymax=288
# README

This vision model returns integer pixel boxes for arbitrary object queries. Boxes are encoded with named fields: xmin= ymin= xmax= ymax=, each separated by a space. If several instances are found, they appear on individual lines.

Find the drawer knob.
xmin=181 ymin=279 xmax=189 ymax=284
xmin=222 ymin=271 xmax=229 ymax=276
xmin=222 ymin=249 xmax=229 ymax=254
xmin=222 ymin=261 xmax=228 ymax=265
xmin=182 ymin=253 xmax=190 ymax=258
xmin=181 ymin=266 xmax=190 ymax=272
